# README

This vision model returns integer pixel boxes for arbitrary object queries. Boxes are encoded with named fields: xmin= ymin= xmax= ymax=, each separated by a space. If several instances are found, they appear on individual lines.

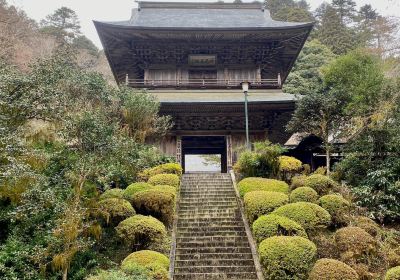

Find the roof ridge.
xmin=137 ymin=1 xmax=264 ymax=10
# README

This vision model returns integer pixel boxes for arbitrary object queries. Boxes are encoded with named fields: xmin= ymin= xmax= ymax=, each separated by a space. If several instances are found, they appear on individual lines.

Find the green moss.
xmin=252 ymin=214 xmax=307 ymax=243
xmin=319 ymin=194 xmax=350 ymax=225
xmin=308 ymin=258 xmax=359 ymax=280
xmin=138 ymin=163 xmax=183 ymax=181
xmin=244 ymin=191 xmax=289 ymax=223
xmin=290 ymin=187 xmax=319 ymax=203
xmin=132 ymin=189 xmax=176 ymax=226
xmin=98 ymin=198 xmax=135 ymax=224
xmin=386 ymin=266 xmax=400 ymax=280
xmin=258 ymin=236 xmax=317 ymax=280
xmin=148 ymin=174 xmax=180 ymax=188
xmin=116 ymin=215 xmax=167 ymax=249
xmin=121 ymin=250 xmax=169 ymax=280
xmin=278 ymin=156 xmax=302 ymax=172
xmin=303 ymin=174 xmax=339 ymax=195
xmin=123 ymin=182 xmax=152 ymax=202
xmin=271 ymin=202 xmax=331 ymax=231
xmin=99 ymin=188 xmax=124 ymax=200
xmin=238 ymin=177 xmax=289 ymax=197
xmin=351 ymin=216 xmax=381 ymax=237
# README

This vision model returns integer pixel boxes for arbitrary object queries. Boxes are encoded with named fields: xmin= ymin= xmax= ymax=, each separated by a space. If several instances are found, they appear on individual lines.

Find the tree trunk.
xmin=62 ymin=267 xmax=68 ymax=280
xmin=326 ymin=147 xmax=331 ymax=176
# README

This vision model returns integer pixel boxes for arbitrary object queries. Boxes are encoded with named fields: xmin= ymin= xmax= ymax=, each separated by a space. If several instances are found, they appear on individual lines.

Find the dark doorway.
xmin=181 ymin=136 xmax=227 ymax=173
xmin=189 ymin=69 xmax=217 ymax=80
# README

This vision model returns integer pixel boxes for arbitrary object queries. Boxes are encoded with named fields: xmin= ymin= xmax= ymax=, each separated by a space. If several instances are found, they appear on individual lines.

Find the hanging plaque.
xmin=188 ymin=55 xmax=216 ymax=66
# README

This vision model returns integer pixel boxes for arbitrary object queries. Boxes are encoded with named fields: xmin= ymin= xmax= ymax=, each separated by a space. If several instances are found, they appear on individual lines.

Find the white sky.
xmin=7 ymin=0 xmax=400 ymax=49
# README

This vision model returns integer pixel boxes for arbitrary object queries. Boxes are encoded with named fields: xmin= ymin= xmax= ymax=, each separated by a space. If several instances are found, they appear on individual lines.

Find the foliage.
xmin=238 ymin=177 xmax=289 ymax=197
xmin=278 ymin=156 xmax=302 ymax=173
xmin=98 ymin=198 xmax=135 ymax=225
xmin=99 ymin=189 xmax=124 ymax=200
xmin=289 ymin=187 xmax=319 ymax=203
xmin=138 ymin=163 xmax=182 ymax=181
xmin=351 ymin=216 xmax=380 ymax=237
xmin=272 ymin=202 xmax=331 ymax=231
xmin=115 ymin=215 xmax=167 ymax=250
xmin=123 ymin=182 xmax=152 ymax=203
xmin=87 ymin=269 xmax=148 ymax=280
xmin=386 ymin=266 xmax=400 ymax=280
xmin=252 ymin=214 xmax=307 ymax=243
xmin=319 ymin=194 xmax=350 ymax=225
xmin=308 ymin=258 xmax=359 ymax=280
xmin=147 ymin=174 xmax=180 ymax=188
xmin=244 ymin=191 xmax=289 ymax=223
xmin=302 ymin=174 xmax=339 ymax=195
xmin=290 ymin=175 xmax=307 ymax=190
xmin=258 ymin=236 xmax=317 ymax=280
xmin=121 ymin=250 xmax=169 ymax=280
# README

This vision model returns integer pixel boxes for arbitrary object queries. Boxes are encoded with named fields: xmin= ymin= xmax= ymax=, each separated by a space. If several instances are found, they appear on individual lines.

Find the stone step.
xmin=175 ymin=246 xmax=253 ymax=255
xmin=179 ymin=201 xmax=238 ymax=206
xmin=177 ymin=225 xmax=246 ymax=233
xmin=175 ymin=252 xmax=254 ymax=261
xmin=179 ymin=191 xmax=236 ymax=195
xmin=177 ymin=230 xmax=247 ymax=238
xmin=175 ymin=258 xmax=255 ymax=267
xmin=177 ymin=221 xmax=243 ymax=227
xmin=177 ymin=236 xmax=250 ymax=244
xmin=177 ymin=241 xmax=251 ymax=248
xmin=174 ymin=272 xmax=257 ymax=280
xmin=174 ymin=265 xmax=257 ymax=274
xmin=179 ymin=198 xmax=237 ymax=203
xmin=178 ymin=210 xmax=240 ymax=216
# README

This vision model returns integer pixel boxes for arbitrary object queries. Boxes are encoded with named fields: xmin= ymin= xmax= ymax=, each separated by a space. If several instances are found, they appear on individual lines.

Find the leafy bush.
xmin=116 ymin=215 xmax=167 ymax=249
xmin=238 ymin=177 xmax=289 ymax=197
xmin=351 ymin=216 xmax=381 ymax=237
xmin=386 ymin=266 xmax=400 ymax=280
xmin=87 ymin=269 xmax=149 ymax=280
xmin=123 ymin=182 xmax=152 ymax=203
xmin=138 ymin=163 xmax=182 ymax=181
xmin=99 ymin=188 xmax=124 ymax=200
xmin=291 ymin=175 xmax=307 ymax=189
xmin=121 ymin=250 xmax=169 ymax=280
xmin=258 ymin=236 xmax=317 ymax=280
xmin=98 ymin=198 xmax=135 ymax=224
xmin=319 ymin=194 xmax=350 ymax=225
xmin=252 ymin=214 xmax=307 ymax=243
xmin=148 ymin=174 xmax=180 ymax=188
xmin=272 ymin=202 xmax=331 ymax=231
xmin=308 ymin=258 xmax=359 ymax=280
xmin=302 ymin=174 xmax=339 ymax=195
xmin=244 ymin=191 xmax=289 ymax=223
xmin=132 ymin=189 xmax=176 ymax=226
xmin=334 ymin=226 xmax=377 ymax=262
xmin=278 ymin=156 xmax=302 ymax=173
xmin=313 ymin=166 xmax=327 ymax=175
xmin=290 ymin=187 xmax=319 ymax=203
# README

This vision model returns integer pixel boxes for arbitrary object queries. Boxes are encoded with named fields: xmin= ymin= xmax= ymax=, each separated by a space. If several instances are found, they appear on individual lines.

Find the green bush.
xmin=238 ymin=177 xmax=289 ymax=197
xmin=302 ymin=174 xmax=339 ymax=195
xmin=244 ymin=191 xmax=289 ymax=223
xmin=386 ymin=266 xmax=400 ymax=280
xmin=290 ymin=175 xmax=307 ymax=189
xmin=123 ymin=182 xmax=152 ymax=202
xmin=99 ymin=188 xmax=124 ymax=200
xmin=308 ymin=258 xmax=359 ymax=280
xmin=278 ymin=156 xmax=302 ymax=173
xmin=290 ymin=187 xmax=319 ymax=203
xmin=121 ymin=250 xmax=169 ymax=280
xmin=319 ymin=194 xmax=350 ymax=225
xmin=258 ymin=236 xmax=317 ymax=280
xmin=132 ymin=189 xmax=175 ymax=226
xmin=148 ymin=174 xmax=180 ymax=188
xmin=138 ymin=163 xmax=183 ymax=181
xmin=98 ymin=198 xmax=135 ymax=224
xmin=334 ymin=226 xmax=376 ymax=261
xmin=351 ymin=216 xmax=381 ymax=237
xmin=271 ymin=202 xmax=331 ymax=231
xmin=87 ymin=269 xmax=149 ymax=280
xmin=116 ymin=215 xmax=167 ymax=249
xmin=252 ymin=214 xmax=307 ymax=243
xmin=150 ymin=185 xmax=177 ymax=198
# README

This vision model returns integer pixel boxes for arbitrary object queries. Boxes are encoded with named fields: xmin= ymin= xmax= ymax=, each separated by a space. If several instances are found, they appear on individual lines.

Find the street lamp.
xmin=241 ymin=81 xmax=251 ymax=150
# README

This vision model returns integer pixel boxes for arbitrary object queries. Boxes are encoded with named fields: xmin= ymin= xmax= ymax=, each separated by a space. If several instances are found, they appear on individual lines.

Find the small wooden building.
xmin=94 ymin=1 xmax=313 ymax=172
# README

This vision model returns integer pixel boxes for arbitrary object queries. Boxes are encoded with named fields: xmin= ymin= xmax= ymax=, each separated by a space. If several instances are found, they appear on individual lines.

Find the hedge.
xmin=138 ymin=163 xmax=183 ymax=181
xmin=271 ymin=202 xmax=331 ymax=231
xmin=258 ymin=236 xmax=317 ymax=280
xmin=121 ymin=250 xmax=169 ymax=280
xmin=252 ymin=214 xmax=307 ymax=243
xmin=123 ymin=182 xmax=152 ymax=203
xmin=302 ymin=174 xmax=339 ymax=195
xmin=308 ymin=258 xmax=359 ymax=280
xmin=99 ymin=188 xmax=124 ymax=200
xmin=386 ymin=266 xmax=400 ymax=280
xmin=87 ymin=269 xmax=147 ymax=280
xmin=278 ymin=156 xmax=302 ymax=173
xmin=351 ymin=216 xmax=380 ymax=237
xmin=334 ymin=227 xmax=376 ymax=261
xmin=116 ymin=215 xmax=167 ymax=249
xmin=244 ymin=191 xmax=289 ymax=223
xmin=319 ymin=194 xmax=350 ymax=225
xmin=98 ymin=198 xmax=135 ymax=224
xmin=238 ymin=177 xmax=289 ymax=197
xmin=289 ymin=187 xmax=319 ymax=203
xmin=148 ymin=174 xmax=180 ymax=188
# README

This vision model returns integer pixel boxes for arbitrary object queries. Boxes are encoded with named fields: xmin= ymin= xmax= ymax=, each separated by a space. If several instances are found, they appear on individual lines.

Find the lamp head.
xmin=241 ymin=81 xmax=250 ymax=92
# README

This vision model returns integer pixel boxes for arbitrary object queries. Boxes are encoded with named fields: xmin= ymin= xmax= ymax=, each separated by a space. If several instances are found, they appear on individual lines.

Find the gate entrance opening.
xmin=181 ymin=136 xmax=227 ymax=173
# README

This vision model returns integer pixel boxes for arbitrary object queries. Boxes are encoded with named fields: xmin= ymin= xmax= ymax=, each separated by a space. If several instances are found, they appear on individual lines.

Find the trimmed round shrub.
xmin=148 ymin=174 xmax=180 ymax=188
xmin=278 ymin=156 xmax=302 ymax=173
xmin=98 ymin=198 xmax=135 ymax=224
xmin=290 ymin=187 xmax=319 ymax=203
xmin=386 ymin=266 xmax=400 ymax=280
xmin=151 ymin=185 xmax=177 ymax=198
xmin=121 ymin=250 xmax=169 ymax=280
xmin=116 ymin=215 xmax=167 ymax=249
xmin=258 ymin=236 xmax=317 ymax=279
xmin=123 ymin=182 xmax=152 ymax=202
xmin=252 ymin=214 xmax=307 ymax=243
xmin=87 ymin=269 xmax=148 ymax=280
xmin=271 ymin=202 xmax=331 ymax=231
xmin=319 ymin=194 xmax=350 ymax=225
xmin=138 ymin=163 xmax=183 ymax=181
xmin=238 ymin=177 xmax=289 ymax=197
xmin=352 ymin=216 xmax=380 ymax=237
xmin=244 ymin=191 xmax=289 ymax=223
xmin=334 ymin=226 xmax=376 ymax=260
xmin=308 ymin=258 xmax=359 ymax=280
xmin=132 ymin=189 xmax=176 ymax=226
xmin=290 ymin=175 xmax=307 ymax=189
xmin=99 ymin=188 xmax=124 ymax=200
xmin=302 ymin=174 xmax=339 ymax=195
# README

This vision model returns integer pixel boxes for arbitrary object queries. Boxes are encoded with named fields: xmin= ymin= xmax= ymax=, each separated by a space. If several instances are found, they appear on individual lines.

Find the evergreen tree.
xmin=331 ymin=0 xmax=357 ymax=24
xmin=356 ymin=5 xmax=379 ymax=48
xmin=265 ymin=0 xmax=313 ymax=22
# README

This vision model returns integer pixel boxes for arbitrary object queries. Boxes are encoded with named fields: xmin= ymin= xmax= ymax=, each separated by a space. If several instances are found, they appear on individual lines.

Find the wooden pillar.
xmin=226 ymin=135 xmax=233 ymax=171
xmin=176 ymin=136 xmax=182 ymax=167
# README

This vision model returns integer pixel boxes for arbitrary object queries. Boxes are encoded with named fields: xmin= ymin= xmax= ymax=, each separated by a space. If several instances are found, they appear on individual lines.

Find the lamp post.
xmin=241 ymin=82 xmax=251 ymax=150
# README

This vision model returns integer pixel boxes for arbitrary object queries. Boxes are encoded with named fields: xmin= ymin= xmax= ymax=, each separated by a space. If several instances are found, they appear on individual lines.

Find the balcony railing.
xmin=125 ymin=77 xmax=282 ymax=89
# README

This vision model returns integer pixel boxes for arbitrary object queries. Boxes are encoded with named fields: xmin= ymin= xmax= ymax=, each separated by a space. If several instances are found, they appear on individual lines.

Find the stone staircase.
xmin=172 ymin=173 xmax=259 ymax=280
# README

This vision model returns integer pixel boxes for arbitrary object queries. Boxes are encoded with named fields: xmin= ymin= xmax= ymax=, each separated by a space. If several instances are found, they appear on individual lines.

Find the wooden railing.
xmin=125 ymin=77 xmax=282 ymax=89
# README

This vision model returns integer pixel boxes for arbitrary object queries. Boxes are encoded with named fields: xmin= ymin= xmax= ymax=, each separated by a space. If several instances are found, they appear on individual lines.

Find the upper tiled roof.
xmin=99 ymin=1 xmax=312 ymax=29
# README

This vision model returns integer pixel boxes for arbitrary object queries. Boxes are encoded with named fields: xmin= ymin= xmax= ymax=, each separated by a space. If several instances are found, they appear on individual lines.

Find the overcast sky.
xmin=7 ymin=0 xmax=400 ymax=49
